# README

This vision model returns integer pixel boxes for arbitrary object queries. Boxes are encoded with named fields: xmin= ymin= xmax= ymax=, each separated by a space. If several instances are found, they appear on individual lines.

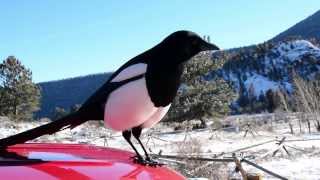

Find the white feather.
xmin=104 ymin=77 xmax=158 ymax=131
xmin=111 ymin=63 xmax=147 ymax=82
xmin=142 ymin=104 xmax=171 ymax=128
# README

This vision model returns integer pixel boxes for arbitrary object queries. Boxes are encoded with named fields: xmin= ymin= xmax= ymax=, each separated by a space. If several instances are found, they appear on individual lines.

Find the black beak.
xmin=201 ymin=41 xmax=220 ymax=51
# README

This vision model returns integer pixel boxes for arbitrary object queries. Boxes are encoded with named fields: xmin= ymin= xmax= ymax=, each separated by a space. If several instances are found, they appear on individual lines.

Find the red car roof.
xmin=0 ymin=143 xmax=185 ymax=180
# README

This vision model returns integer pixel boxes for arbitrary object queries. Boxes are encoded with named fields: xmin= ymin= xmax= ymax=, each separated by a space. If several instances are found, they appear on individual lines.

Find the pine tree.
xmin=0 ymin=56 xmax=40 ymax=120
xmin=70 ymin=104 xmax=81 ymax=113
xmin=53 ymin=107 xmax=67 ymax=120
xmin=166 ymin=52 xmax=235 ymax=123
xmin=248 ymin=84 xmax=256 ymax=112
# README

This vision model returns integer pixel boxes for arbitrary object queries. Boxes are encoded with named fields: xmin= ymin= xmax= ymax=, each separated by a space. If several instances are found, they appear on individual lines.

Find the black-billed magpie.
xmin=0 ymin=30 xmax=219 ymax=166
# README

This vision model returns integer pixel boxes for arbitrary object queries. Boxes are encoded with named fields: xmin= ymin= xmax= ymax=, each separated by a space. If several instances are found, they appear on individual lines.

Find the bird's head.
xmin=159 ymin=30 xmax=220 ymax=64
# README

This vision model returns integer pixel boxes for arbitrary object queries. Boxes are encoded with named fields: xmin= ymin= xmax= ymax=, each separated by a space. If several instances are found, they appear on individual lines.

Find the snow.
xmin=228 ymin=73 xmax=241 ymax=90
xmin=0 ymin=115 xmax=319 ymax=179
xmin=243 ymin=74 xmax=293 ymax=97
xmin=276 ymin=40 xmax=320 ymax=62
xmin=244 ymin=74 xmax=279 ymax=96
xmin=283 ymin=82 xmax=293 ymax=93
xmin=251 ymin=157 xmax=320 ymax=180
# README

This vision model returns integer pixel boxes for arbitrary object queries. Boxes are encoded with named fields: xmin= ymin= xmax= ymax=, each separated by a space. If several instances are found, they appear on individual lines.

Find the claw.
xmin=131 ymin=156 xmax=164 ymax=167
xmin=146 ymin=159 xmax=165 ymax=167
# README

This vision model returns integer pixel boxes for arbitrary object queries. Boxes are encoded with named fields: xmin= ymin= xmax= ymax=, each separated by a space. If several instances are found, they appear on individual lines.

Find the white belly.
xmin=142 ymin=104 xmax=171 ymax=128
xmin=104 ymin=77 xmax=169 ymax=131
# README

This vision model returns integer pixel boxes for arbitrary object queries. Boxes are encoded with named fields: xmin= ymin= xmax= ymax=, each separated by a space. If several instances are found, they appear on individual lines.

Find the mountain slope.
xmin=209 ymin=39 xmax=320 ymax=113
xmin=36 ymin=73 xmax=112 ymax=118
xmin=273 ymin=10 xmax=320 ymax=42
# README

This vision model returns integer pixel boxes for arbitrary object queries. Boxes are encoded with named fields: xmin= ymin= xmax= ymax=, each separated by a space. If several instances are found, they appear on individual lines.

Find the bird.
xmin=0 ymin=30 xmax=219 ymax=166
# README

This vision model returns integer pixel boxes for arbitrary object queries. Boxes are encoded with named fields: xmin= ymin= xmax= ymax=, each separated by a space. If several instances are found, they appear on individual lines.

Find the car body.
xmin=0 ymin=143 xmax=185 ymax=180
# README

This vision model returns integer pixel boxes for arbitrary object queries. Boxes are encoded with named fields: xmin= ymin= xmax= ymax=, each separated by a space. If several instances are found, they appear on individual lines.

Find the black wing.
xmin=0 ymin=55 xmax=149 ymax=148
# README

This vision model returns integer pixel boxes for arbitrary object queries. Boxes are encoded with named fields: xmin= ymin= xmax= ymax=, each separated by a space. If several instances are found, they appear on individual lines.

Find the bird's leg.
xmin=122 ymin=130 xmax=144 ymax=162
xmin=131 ymin=126 xmax=150 ymax=160
xmin=132 ymin=126 xmax=163 ymax=166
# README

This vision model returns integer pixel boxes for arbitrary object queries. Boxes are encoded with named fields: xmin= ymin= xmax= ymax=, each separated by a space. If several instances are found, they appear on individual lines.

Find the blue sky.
xmin=0 ymin=1 xmax=319 ymax=82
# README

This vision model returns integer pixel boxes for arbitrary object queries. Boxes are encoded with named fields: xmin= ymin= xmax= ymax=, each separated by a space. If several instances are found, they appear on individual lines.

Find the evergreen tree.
xmin=247 ymin=84 xmax=256 ymax=111
xmin=166 ymin=52 xmax=235 ymax=123
xmin=266 ymin=89 xmax=278 ymax=112
xmin=258 ymin=91 xmax=266 ymax=102
xmin=70 ymin=104 xmax=81 ymax=113
xmin=53 ymin=107 xmax=68 ymax=120
xmin=0 ymin=56 xmax=40 ymax=120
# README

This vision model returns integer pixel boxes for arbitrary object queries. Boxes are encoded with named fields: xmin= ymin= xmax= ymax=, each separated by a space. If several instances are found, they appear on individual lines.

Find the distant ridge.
xmin=273 ymin=10 xmax=320 ymax=42
xmin=36 ymin=72 xmax=112 ymax=118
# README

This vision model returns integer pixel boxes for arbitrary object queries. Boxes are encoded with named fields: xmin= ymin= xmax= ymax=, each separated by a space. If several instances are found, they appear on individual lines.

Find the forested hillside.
xmin=37 ymin=73 xmax=112 ymax=118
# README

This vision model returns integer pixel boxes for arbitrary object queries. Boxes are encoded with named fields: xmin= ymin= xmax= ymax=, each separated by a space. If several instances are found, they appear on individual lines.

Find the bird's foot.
xmin=145 ymin=157 xmax=165 ymax=167
xmin=131 ymin=156 xmax=164 ymax=167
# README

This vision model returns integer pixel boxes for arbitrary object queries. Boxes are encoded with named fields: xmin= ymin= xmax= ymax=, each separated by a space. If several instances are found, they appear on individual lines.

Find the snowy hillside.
xmin=212 ymin=40 xmax=320 ymax=108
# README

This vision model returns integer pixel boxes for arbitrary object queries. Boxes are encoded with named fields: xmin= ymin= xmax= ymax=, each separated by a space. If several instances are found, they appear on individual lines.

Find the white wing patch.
xmin=111 ymin=63 xmax=147 ymax=82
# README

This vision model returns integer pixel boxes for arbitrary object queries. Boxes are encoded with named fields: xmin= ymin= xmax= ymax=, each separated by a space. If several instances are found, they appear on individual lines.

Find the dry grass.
xmin=169 ymin=138 xmax=230 ymax=180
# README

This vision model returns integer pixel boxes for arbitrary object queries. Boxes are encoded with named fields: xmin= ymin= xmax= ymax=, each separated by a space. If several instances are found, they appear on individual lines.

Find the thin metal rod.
xmin=151 ymin=154 xmax=234 ymax=162
xmin=242 ymin=159 xmax=288 ymax=180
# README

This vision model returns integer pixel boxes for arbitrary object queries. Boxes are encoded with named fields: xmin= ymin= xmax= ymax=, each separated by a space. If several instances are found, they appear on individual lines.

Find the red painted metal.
xmin=0 ymin=143 xmax=185 ymax=180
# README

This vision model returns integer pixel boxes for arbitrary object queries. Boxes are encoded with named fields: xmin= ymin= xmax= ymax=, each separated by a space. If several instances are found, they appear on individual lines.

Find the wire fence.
xmin=147 ymin=135 xmax=320 ymax=180
xmin=56 ymin=112 xmax=320 ymax=179
xmin=80 ymin=123 xmax=319 ymax=180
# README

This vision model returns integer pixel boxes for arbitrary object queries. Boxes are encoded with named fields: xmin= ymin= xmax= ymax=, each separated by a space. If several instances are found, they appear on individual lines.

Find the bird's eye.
xmin=192 ymin=39 xmax=198 ymax=46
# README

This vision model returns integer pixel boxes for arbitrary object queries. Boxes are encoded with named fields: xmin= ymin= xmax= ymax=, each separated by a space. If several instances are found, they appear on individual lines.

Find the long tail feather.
xmin=0 ymin=112 xmax=87 ymax=148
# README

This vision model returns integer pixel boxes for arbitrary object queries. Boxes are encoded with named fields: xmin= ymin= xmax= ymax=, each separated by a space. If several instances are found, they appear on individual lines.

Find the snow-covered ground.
xmin=0 ymin=116 xmax=319 ymax=179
